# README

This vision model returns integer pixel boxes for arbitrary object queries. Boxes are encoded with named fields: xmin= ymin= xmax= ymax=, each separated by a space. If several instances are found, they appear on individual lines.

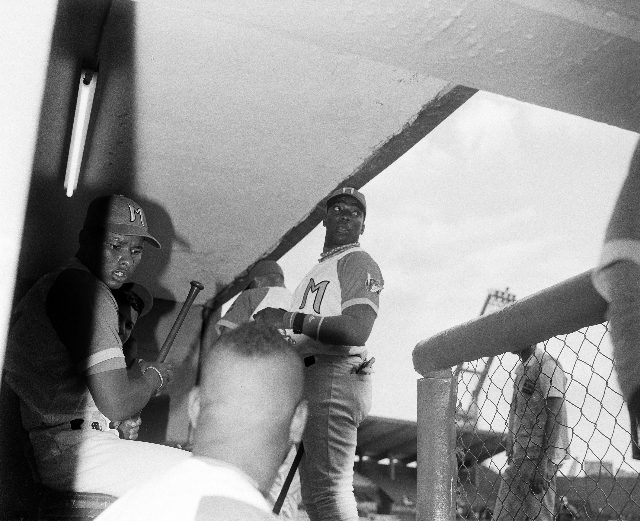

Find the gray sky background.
xmin=278 ymin=90 xmax=640 ymax=473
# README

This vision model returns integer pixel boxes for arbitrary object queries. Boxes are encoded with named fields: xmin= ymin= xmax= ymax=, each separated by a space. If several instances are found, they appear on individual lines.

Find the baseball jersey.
xmin=215 ymin=286 xmax=292 ymax=335
xmin=4 ymin=258 xmax=125 ymax=433
xmin=508 ymin=347 xmax=570 ymax=465
xmin=289 ymin=246 xmax=383 ymax=357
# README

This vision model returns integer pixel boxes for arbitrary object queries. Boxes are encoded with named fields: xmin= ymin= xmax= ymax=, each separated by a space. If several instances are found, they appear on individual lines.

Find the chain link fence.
xmin=455 ymin=320 xmax=640 ymax=521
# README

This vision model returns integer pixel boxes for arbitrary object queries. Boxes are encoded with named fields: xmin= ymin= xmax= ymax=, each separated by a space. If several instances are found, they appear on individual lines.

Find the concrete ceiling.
xmin=14 ymin=0 xmax=640 ymax=307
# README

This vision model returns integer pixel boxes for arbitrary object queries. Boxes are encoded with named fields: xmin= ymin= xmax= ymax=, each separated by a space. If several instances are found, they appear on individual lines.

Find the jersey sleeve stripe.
xmin=215 ymin=319 xmax=239 ymax=335
xmin=598 ymin=239 xmax=640 ymax=269
xmin=78 ymin=348 xmax=126 ymax=374
xmin=592 ymin=239 xmax=640 ymax=301
xmin=342 ymin=298 xmax=379 ymax=314
xmin=85 ymin=357 xmax=127 ymax=376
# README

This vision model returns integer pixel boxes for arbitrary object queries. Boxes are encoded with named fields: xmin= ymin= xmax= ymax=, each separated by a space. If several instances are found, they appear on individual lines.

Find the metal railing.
xmin=412 ymin=271 xmax=640 ymax=520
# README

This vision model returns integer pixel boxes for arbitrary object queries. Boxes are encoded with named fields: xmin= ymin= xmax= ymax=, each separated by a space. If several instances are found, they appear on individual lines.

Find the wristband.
xmin=283 ymin=311 xmax=296 ymax=330
xmin=143 ymin=365 xmax=164 ymax=394
xmin=301 ymin=314 xmax=323 ymax=341
xmin=292 ymin=312 xmax=306 ymax=334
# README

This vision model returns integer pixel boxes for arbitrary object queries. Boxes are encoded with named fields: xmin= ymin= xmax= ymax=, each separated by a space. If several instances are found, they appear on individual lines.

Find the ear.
xmin=187 ymin=387 xmax=201 ymax=429
xmin=360 ymin=222 xmax=365 ymax=235
xmin=289 ymin=400 xmax=308 ymax=444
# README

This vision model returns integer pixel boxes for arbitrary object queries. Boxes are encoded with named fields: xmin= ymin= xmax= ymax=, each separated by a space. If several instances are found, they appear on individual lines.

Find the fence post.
xmin=417 ymin=369 xmax=457 ymax=521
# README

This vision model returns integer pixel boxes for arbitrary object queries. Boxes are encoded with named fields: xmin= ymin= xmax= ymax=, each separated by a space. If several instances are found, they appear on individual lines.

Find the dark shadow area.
xmin=14 ymin=0 xmax=116 ymax=304
xmin=0 ymin=0 xmax=142 ymax=517
xmin=0 ymin=379 xmax=39 ymax=518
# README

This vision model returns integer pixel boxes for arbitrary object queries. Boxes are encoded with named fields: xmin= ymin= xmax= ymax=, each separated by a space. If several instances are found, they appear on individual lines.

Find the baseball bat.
xmin=157 ymin=280 xmax=204 ymax=362
xmin=273 ymin=443 xmax=304 ymax=515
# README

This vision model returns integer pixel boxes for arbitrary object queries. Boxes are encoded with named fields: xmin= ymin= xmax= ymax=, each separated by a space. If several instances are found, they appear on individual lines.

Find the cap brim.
xmin=326 ymin=194 xmax=366 ymax=215
xmin=106 ymin=223 xmax=162 ymax=248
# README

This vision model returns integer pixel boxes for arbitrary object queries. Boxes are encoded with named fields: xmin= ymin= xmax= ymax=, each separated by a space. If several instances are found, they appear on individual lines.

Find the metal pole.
xmin=416 ymin=369 xmax=457 ymax=521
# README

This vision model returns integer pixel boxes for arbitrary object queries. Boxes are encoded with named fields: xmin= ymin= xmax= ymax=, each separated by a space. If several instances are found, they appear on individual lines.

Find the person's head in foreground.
xmin=77 ymin=194 xmax=161 ymax=290
xmin=188 ymin=322 xmax=308 ymax=494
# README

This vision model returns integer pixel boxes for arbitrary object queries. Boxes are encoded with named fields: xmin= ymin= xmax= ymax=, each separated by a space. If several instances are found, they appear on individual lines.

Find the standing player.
xmin=256 ymin=186 xmax=384 ymax=521
xmin=494 ymin=344 xmax=569 ymax=521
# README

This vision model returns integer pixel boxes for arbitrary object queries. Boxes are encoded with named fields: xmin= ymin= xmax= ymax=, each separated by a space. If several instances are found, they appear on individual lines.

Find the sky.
xmin=275 ymin=90 xmax=639 ymax=473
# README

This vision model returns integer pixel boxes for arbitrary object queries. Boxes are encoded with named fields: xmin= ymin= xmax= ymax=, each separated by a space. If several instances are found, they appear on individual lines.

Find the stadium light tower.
xmin=455 ymin=288 xmax=516 ymax=426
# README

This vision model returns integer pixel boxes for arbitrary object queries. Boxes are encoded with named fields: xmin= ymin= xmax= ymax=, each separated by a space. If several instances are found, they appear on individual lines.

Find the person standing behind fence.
xmin=494 ymin=344 xmax=570 ymax=521
xmin=255 ymin=187 xmax=383 ymax=521
xmin=590 ymin=139 xmax=640 ymax=439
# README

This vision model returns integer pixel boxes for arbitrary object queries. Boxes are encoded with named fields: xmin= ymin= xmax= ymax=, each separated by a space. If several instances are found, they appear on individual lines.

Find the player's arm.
xmin=527 ymin=395 xmax=564 ymax=493
xmin=47 ymin=270 xmax=169 ymax=421
xmin=294 ymin=304 xmax=376 ymax=346
xmin=254 ymin=304 xmax=376 ymax=346
xmin=88 ymin=364 xmax=169 ymax=421
xmin=543 ymin=396 xmax=564 ymax=454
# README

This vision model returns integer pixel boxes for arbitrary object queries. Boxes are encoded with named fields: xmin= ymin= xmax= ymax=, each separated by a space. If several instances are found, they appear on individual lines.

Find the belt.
xmin=303 ymin=354 xmax=374 ymax=374
xmin=70 ymin=419 xmax=104 ymax=431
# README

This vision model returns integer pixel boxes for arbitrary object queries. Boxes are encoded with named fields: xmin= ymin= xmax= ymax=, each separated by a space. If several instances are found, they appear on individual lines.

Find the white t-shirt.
xmin=509 ymin=348 xmax=570 ymax=465
xmin=95 ymin=457 xmax=271 ymax=521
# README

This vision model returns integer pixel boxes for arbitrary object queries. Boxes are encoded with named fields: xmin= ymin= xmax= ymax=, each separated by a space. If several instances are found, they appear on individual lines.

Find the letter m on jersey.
xmin=299 ymin=279 xmax=330 ymax=314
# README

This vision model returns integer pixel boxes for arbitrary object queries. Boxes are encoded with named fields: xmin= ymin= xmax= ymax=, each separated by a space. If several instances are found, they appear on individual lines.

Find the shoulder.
xmin=339 ymin=249 xmax=380 ymax=270
xmin=195 ymin=496 xmax=274 ymax=521
xmin=49 ymin=267 xmax=115 ymax=309
xmin=337 ymin=249 xmax=384 ymax=293
xmin=338 ymin=249 xmax=383 ymax=280
xmin=539 ymin=351 xmax=562 ymax=372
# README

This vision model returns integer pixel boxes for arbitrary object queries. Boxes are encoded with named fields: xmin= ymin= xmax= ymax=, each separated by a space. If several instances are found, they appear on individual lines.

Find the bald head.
xmin=189 ymin=323 xmax=306 ymax=491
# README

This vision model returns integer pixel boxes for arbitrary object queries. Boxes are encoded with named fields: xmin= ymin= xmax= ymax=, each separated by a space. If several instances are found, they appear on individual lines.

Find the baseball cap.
xmin=83 ymin=194 xmax=161 ymax=248
xmin=326 ymin=187 xmax=366 ymax=215
xmin=115 ymin=282 xmax=154 ymax=317
xmin=244 ymin=260 xmax=284 ymax=287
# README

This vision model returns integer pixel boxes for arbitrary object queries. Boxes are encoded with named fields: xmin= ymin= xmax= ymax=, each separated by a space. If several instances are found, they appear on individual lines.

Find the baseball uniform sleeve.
xmin=215 ymin=289 xmax=268 ymax=334
xmin=539 ymin=356 xmax=566 ymax=399
xmin=46 ymin=268 xmax=125 ymax=375
xmin=336 ymin=251 xmax=384 ymax=314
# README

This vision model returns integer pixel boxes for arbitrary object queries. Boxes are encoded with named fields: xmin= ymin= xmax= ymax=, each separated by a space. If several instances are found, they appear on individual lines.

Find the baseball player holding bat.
xmin=255 ymin=187 xmax=384 ymax=521
xmin=4 ymin=195 xmax=192 ymax=497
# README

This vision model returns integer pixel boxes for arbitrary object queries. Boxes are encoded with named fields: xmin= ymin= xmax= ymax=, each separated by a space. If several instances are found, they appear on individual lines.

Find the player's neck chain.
xmin=319 ymin=242 xmax=360 ymax=262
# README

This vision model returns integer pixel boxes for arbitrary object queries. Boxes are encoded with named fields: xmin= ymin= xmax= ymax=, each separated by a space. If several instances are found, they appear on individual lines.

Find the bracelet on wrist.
xmin=143 ymin=365 xmax=164 ymax=394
